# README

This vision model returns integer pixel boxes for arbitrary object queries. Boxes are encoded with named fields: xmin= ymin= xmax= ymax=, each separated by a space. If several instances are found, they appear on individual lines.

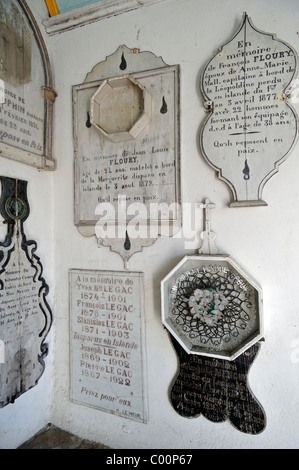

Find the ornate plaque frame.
xmin=0 ymin=0 xmax=56 ymax=170
xmin=161 ymin=254 xmax=263 ymax=361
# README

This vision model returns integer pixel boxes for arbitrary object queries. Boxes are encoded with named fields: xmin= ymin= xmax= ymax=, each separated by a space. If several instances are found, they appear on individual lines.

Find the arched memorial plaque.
xmin=0 ymin=0 xmax=56 ymax=170
xmin=200 ymin=13 xmax=298 ymax=207
xmin=0 ymin=176 xmax=52 ymax=407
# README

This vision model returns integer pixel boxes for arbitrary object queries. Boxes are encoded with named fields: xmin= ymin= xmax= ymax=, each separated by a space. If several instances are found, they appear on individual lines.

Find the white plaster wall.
xmin=19 ymin=0 xmax=299 ymax=449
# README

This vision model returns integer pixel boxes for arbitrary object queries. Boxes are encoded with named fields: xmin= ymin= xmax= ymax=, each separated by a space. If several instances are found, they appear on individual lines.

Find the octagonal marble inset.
xmin=90 ymin=75 xmax=152 ymax=142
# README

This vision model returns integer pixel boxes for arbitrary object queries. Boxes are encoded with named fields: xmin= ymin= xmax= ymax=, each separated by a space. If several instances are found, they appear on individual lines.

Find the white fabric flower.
xmin=187 ymin=287 xmax=227 ymax=326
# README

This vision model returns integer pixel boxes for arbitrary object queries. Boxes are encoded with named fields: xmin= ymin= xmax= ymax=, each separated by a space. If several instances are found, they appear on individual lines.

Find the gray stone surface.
xmin=18 ymin=423 xmax=110 ymax=449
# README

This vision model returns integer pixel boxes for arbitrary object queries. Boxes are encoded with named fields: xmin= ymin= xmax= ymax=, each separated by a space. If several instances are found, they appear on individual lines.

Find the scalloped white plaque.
xmin=200 ymin=13 xmax=298 ymax=207
xmin=73 ymin=45 xmax=180 ymax=266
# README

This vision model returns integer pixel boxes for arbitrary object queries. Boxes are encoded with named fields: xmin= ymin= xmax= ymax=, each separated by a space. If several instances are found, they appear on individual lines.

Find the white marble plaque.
xmin=0 ymin=229 xmax=46 ymax=406
xmin=200 ymin=14 xmax=298 ymax=206
xmin=74 ymin=66 xmax=179 ymax=225
xmin=73 ymin=46 xmax=180 ymax=264
xmin=70 ymin=269 xmax=148 ymax=423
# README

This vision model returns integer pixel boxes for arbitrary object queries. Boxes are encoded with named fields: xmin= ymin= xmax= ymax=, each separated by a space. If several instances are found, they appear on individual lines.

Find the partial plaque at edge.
xmin=0 ymin=176 xmax=53 ymax=407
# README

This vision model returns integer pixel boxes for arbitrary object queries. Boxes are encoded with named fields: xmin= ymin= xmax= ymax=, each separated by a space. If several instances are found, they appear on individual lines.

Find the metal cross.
xmin=198 ymin=198 xmax=219 ymax=255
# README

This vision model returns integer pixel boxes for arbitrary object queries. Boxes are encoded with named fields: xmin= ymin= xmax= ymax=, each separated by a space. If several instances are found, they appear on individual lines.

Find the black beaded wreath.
xmin=170 ymin=266 xmax=252 ymax=347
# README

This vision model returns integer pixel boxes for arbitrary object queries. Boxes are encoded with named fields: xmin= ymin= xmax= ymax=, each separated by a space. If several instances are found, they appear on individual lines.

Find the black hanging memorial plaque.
xmin=0 ymin=176 xmax=52 ymax=407
xmin=170 ymin=339 xmax=266 ymax=434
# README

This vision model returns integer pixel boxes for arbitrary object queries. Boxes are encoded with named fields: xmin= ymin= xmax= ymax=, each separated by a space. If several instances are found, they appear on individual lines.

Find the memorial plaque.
xmin=0 ymin=0 xmax=56 ymax=170
xmin=200 ymin=13 xmax=298 ymax=206
xmin=73 ymin=45 xmax=180 ymax=264
xmin=70 ymin=269 xmax=148 ymax=423
xmin=161 ymin=200 xmax=266 ymax=433
xmin=161 ymin=254 xmax=263 ymax=361
xmin=170 ymin=338 xmax=266 ymax=435
xmin=0 ymin=176 xmax=53 ymax=407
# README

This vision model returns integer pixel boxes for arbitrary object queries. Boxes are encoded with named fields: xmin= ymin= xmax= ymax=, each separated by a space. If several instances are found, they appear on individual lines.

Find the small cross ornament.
xmin=198 ymin=198 xmax=219 ymax=255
